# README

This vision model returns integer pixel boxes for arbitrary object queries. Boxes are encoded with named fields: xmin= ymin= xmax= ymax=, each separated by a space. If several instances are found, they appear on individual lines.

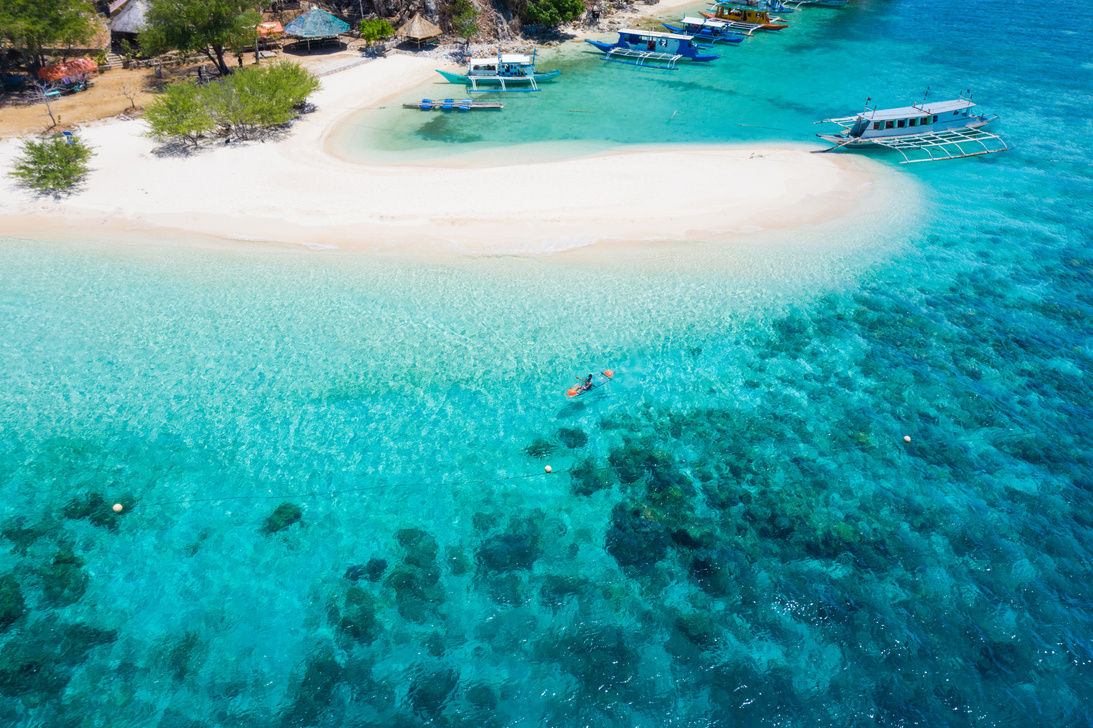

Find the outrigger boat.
xmin=786 ymin=0 xmax=846 ymax=7
xmin=661 ymin=17 xmax=747 ymax=45
xmin=436 ymin=50 xmax=560 ymax=92
xmin=586 ymin=29 xmax=719 ymax=69
xmin=404 ymin=98 xmax=504 ymax=111
xmin=699 ymin=1 xmax=789 ymax=30
xmin=815 ymin=95 xmax=1011 ymax=163
xmin=566 ymin=370 xmax=615 ymax=398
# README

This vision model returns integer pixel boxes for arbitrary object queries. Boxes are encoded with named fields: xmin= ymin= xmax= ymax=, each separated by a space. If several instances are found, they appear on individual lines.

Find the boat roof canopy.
xmin=619 ymin=28 xmax=694 ymax=41
xmin=862 ymin=98 xmax=978 ymax=121
xmin=681 ymin=15 xmax=728 ymax=26
xmin=469 ymin=54 xmax=532 ymax=66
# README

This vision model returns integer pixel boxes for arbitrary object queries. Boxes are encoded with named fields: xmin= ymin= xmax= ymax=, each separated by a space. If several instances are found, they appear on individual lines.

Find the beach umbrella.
xmin=257 ymin=21 xmax=283 ymax=37
xmin=37 ymin=64 xmax=74 ymax=81
xmin=67 ymin=57 xmax=99 ymax=73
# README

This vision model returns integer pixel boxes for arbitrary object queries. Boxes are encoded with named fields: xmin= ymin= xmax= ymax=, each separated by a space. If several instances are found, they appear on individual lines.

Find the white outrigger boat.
xmin=815 ymin=96 xmax=1011 ymax=163
xmin=436 ymin=50 xmax=560 ymax=92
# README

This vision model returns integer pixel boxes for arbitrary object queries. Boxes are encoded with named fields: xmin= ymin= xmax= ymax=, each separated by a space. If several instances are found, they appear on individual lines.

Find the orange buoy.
xmin=545 ymin=465 xmax=552 ymax=473
xmin=603 ymin=370 xmax=614 ymax=377
xmin=112 ymin=503 xmax=124 ymax=512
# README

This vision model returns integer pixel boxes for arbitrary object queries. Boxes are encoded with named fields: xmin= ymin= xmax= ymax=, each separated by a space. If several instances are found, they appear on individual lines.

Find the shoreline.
xmin=0 ymin=35 xmax=894 ymax=256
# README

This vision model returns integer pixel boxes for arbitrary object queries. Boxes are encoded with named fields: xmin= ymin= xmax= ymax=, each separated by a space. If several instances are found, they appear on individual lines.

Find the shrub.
xmin=7 ymin=134 xmax=94 ymax=193
xmin=359 ymin=18 xmax=394 ymax=47
xmin=144 ymin=62 xmax=320 ymax=144
xmin=143 ymin=80 xmax=216 ymax=146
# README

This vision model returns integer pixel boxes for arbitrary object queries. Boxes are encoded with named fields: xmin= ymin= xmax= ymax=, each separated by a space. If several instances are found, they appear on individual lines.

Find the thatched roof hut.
xmin=109 ymin=0 xmax=149 ymax=37
xmin=397 ymin=14 xmax=442 ymax=46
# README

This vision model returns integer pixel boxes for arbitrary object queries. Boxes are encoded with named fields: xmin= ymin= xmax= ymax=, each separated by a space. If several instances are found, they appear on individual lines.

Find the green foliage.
xmin=8 ymin=134 xmax=94 ymax=193
xmin=524 ymin=0 xmax=584 ymax=27
xmin=141 ymin=0 xmax=262 ymax=76
xmin=0 ymin=0 xmax=96 ymax=67
xmin=144 ymin=62 xmax=319 ymax=144
xmin=143 ymin=80 xmax=216 ymax=145
xmin=450 ymin=0 xmax=479 ymax=40
xmin=358 ymin=18 xmax=393 ymax=46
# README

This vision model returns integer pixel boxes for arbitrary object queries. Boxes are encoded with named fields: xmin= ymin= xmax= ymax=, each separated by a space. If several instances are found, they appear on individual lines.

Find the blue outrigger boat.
xmin=586 ymin=29 xmax=719 ymax=69
xmin=662 ymin=17 xmax=747 ymax=45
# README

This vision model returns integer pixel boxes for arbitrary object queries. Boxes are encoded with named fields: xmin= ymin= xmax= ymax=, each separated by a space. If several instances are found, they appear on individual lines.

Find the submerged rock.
xmin=385 ymin=563 xmax=443 ymax=623
xmin=445 ymin=545 xmax=470 ymax=575
xmin=674 ymin=612 xmax=724 ymax=649
xmin=569 ymin=458 xmax=612 ymax=497
xmin=556 ymin=427 xmax=588 ymax=449
xmin=0 ymin=621 xmax=118 ymax=701
xmin=407 ymin=665 xmax=458 ymax=717
xmin=605 ymin=502 xmax=667 ymax=572
xmin=524 ymin=437 xmax=557 ymax=458
xmin=63 ymin=492 xmax=128 ymax=531
xmin=281 ymin=648 xmax=343 ymax=727
xmin=476 ymin=531 xmax=539 ymax=572
xmin=264 ymin=503 xmax=302 ymax=534
xmin=396 ymin=527 xmax=438 ymax=571
xmin=345 ymin=558 xmax=387 ymax=582
xmin=41 ymin=548 xmax=88 ymax=607
xmin=0 ymin=575 xmax=25 ymax=632
xmin=337 ymin=586 xmax=379 ymax=644
xmin=1 ymin=519 xmax=49 ymax=555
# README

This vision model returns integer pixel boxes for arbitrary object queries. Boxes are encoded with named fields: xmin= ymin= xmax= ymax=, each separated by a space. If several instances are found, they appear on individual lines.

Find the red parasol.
xmin=37 ymin=64 xmax=73 ymax=81
xmin=67 ymin=57 xmax=99 ymax=73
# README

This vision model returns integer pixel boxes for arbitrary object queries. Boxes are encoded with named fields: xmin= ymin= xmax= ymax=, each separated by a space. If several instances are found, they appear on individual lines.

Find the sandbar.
xmin=0 ymin=53 xmax=885 ymax=255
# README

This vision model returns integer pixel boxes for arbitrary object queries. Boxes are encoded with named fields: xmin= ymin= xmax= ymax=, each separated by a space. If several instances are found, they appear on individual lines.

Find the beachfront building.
xmin=109 ymin=0 xmax=150 ymax=49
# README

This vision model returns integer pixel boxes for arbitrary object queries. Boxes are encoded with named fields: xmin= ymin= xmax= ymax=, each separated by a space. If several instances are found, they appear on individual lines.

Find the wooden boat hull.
xmin=661 ymin=22 xmax=746 ymax=44
xmin=698 ymin=10 xmax=788 ymax=29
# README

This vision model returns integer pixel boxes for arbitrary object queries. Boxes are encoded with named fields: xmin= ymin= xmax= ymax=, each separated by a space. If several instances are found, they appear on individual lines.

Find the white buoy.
xmin=544 ymin=465 xmax=552 ymax=474
xmin=112 ymin=503 xmax=124 ymax=512
xmin=903 ymin=436 xmax=912 ymax=443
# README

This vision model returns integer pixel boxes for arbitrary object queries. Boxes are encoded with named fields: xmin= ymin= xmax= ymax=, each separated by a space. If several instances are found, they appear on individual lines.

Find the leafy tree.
xmin=449 ymin=0 xmax=479 ymax=43
xmin=359 ymin=18 xmax=393 ymax=49
xmin=143 ymin=80 xmax=216 ymax=146
xmin=140 ymin=0 xmax=262 ymax=77
xmin=144 ymin=62 xmax=319 ymax=144
xmin=524 ymin=0 xmax=584 ymax=27
xmin=8 ymin=134 xmax=94 ymax=193
xmin=0 ymin=0 xmax=97 ymax=70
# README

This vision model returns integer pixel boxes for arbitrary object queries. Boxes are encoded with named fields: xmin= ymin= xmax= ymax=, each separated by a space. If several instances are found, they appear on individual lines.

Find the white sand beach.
xmin=0 ymin=52 xmax=884 ymax=255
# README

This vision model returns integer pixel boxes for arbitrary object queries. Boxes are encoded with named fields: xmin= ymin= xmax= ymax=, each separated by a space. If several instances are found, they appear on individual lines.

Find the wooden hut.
xmin=109 ymin=0 xmax=150 ymax=48
xmin=283 ymin=8 xmax=350 ymax=53
xmin=397 ymin=14 xmax=442 ymax=48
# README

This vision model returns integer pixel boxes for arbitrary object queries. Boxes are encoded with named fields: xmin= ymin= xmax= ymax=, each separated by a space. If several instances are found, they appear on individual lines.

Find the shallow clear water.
xmin=2 ymin=0 xmax=1093 ymax=726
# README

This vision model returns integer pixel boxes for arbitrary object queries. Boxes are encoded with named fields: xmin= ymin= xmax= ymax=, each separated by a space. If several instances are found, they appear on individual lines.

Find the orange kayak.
xmin=566 ymin=370 xmax=615 ymax=398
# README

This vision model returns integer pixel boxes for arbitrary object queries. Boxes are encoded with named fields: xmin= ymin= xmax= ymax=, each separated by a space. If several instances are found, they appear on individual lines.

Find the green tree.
xmin=0 ymin=0 xmax=96 ymax=70
xmin=140 ymin=0 xmax=262 ymax=77
xmin=8 ymin=135 xmax=94 ymax=193
xmin=143 ymin=80 xmax=216 ymax=146
xmin=524 ymin=0 xmax=584 ymax=27
xmin=358 ymin=18 xmax=393 ymax=50
xmin=449 ymin=0 xmax=479 ymax=43
xmin=144 ymin=62 xmax=319 ymax=144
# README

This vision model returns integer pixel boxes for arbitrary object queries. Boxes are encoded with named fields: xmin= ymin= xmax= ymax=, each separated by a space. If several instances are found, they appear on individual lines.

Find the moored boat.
xmin=699 ymin=1 xmax=789 ymax=30
xmin=815 ymin=96 xmax=1012 ymax=162
xmin=436 ymin=51 xmax=560 ymax=92
xmin=586 ymin=29 xmax=720 ymax=69
xmin=662 ymin=17 xmax=747 ymax=45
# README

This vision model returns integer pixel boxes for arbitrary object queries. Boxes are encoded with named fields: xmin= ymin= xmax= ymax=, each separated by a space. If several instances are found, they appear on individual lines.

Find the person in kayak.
xmin=582 ymin=374 xmax=594 ymax=392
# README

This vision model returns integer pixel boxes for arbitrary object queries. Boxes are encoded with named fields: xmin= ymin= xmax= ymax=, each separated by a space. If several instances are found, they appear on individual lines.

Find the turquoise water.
xmin=2 ymin=0 xmax=1093 ymax=725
